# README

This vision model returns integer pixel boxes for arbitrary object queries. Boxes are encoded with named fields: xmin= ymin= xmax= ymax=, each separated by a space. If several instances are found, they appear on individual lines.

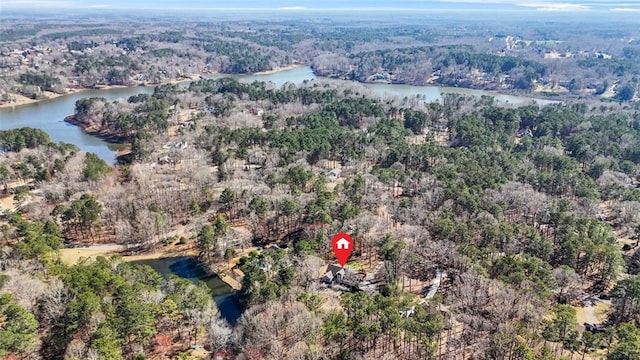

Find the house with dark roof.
xmin=321 ymin=264 xmax=367 ymax=290
xmin=322 ymin=264 xmax=346 ymax=284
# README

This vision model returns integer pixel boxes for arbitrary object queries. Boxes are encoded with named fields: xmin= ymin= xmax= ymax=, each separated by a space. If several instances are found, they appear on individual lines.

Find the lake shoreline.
xmin=0 ymin=89 xmax=88 ymax=109
xmin=0 ymin=74 xmax=202 ymax=110
xmin=2 ymin=65 xmax=560 ymax=165
xmin=252 ymin=63 xmax=306 ymax=75
xmin=1 ymin=65 xmax=563 ymax=111
xmin=64 ymin=114 xmax=130 ymax=144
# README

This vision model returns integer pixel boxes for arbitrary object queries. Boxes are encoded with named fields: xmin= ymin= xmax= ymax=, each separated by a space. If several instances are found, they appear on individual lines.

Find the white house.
xmin=327 ymin=168 xmax=341 ymax=182
xmin=400 ymin=306 xmax=416 ymax=318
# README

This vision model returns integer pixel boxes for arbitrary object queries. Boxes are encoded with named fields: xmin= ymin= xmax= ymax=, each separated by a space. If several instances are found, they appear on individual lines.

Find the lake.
xmin=130 ymin=256 xmax=243 ymax=325
xmin=0 ymin=66 xmax=555 ymax=162
xmin=0 ymin=87 xmax=155 ymax=162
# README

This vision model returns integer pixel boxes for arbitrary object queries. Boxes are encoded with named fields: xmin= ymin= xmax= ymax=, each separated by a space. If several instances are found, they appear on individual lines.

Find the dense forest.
xmin=1 ymin=15 xmax=640 ymax=105
xmin=2 ymin=71 xmax=640 ymax=359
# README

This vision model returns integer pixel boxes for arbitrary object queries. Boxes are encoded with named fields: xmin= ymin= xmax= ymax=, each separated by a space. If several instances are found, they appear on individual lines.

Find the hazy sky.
xmin=2 ymin=0 xmax=639 ymax=12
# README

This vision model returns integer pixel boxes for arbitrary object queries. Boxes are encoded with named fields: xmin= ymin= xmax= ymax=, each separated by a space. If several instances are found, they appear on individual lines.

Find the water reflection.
xmin=130 ymin=256 xmax=242 ymax=325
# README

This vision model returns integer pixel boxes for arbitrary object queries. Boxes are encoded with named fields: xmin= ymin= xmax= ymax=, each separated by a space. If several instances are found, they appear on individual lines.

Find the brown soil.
xmin=0 ymin=90 xmax=84 ymax=109
xmin=252 ymin=64 xmax=305 ymax=75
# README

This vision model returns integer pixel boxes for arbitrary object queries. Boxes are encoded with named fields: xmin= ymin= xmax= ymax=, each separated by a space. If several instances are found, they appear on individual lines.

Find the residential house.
xmin=327 ymin=168 xmax=341 ymax=182
xmin=321 ymin=264 xmax=367 ymax=289
xmin=516 ymin=127 xmax=533 ymax=138
xmin=400 ymin=306 xmax=416 ymax=318
xmin=322 ymin=264 xmax=346 ymax=284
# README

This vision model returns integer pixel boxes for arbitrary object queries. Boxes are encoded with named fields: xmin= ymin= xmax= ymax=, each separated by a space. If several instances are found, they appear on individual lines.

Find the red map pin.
xmin=332 ymin=232 xmax=353 ymax=267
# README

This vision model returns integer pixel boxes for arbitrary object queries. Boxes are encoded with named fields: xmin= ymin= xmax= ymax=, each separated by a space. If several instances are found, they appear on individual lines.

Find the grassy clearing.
xmin=59 ymin=246 xmax=121 ymax=265
xmin=346 ymin=261 xmax=365 ymax=270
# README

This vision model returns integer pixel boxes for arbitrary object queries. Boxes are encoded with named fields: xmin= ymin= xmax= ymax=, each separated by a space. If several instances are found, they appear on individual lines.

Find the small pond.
xmin=130 ymin=256 xmax=243 ymax=325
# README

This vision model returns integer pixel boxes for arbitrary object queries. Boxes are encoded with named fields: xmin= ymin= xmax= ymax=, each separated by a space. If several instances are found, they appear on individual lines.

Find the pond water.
xmin=0 ymin=66 xmax=555 ymax=162
xmin=129 ymin=256 xmax=243 ymax=325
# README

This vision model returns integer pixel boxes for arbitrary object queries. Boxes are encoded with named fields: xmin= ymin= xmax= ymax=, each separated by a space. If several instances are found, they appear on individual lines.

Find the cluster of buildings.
xmin=0 ymin=45 xmax=64 ymax=72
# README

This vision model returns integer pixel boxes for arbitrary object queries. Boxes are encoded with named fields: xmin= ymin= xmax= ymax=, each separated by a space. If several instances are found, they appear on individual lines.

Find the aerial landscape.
xmin=1 ymin=0 xmax=640 ymax=359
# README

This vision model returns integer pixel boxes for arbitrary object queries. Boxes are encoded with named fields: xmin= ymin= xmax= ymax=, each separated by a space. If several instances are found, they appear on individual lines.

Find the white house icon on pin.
xmin=336 ymin=238 xmax=350 ymax=250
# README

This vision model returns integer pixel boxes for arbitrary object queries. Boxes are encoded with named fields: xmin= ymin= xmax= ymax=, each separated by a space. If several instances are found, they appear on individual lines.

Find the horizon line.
xmin=2 ymin=6 xmax=634 ymax=11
